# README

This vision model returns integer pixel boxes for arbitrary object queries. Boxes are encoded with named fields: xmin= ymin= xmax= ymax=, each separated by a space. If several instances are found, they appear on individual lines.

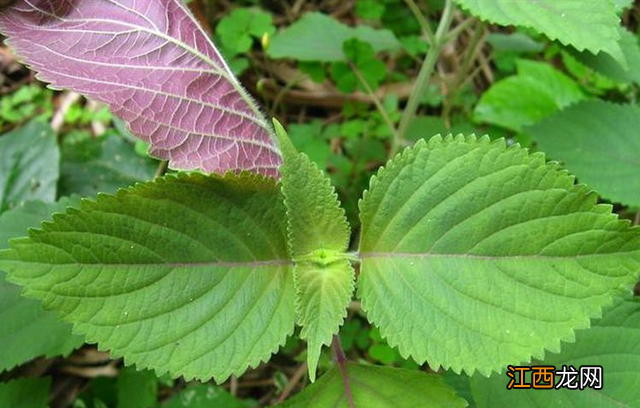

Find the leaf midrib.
xmin=359 ymin=251 xmax=639 ymax=260
xmin=0 ymin=255 xmax=292 ymax=269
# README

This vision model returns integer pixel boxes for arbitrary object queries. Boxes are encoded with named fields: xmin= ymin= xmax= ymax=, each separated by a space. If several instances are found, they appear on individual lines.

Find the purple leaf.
xmin=0 ymin=0 xmax=281 ymax=176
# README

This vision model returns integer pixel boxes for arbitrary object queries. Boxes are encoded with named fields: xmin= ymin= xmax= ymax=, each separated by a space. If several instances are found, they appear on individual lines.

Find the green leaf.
xmin=368 ymin=343 xmax=399 ymax=365
xmin=275 ymin=121 xmax=350 ymax=256
xmin=331 ymin=62 xmax=358 ymax=93
xmin=268 ymin=12 xmax=400 ymax=62
xmin=274 ymin=121 xmax=354 ymax=382
xmin=331 ymin=39 xmax=387 ymax=93
xmin=399 ymin=35 xmax=429 ymax=57
xmin=287 ymin=121 xmax=332 ymax=167
xmin=613 ymin=0 xmax=634 ymax=12
xmin=454 ymin=0 xmax=624 ymax=65
xmin=0 ymin=85 xmax=53 ymax=126
xmin=117 ymin=367 xmax=158 ymax=408
xmin=278 ymin=363 xmax=467 ymax=408
xmin=356 ymin=0 xmax=385 ymax=20
xmin=570 ymin=27 xmax=640 ymax=85
xmin=78 ymin=377 xmax=118 ymax=407
xmin=294 ymin=260 xmax=354 ymax=382
xmin=349 ymin=39 xmax=387 ymax=90
xmin=443 ymin=372 xmax=476 ymax=408
xmin=470 ymin=299 xmax=640 ymax=407
xmin=163 ymin=384 xmax=254 ymax=408
xmin=0 ymin=378 xmax=50 ymax=408
xmin=406 ymin=116 xmax=448 ymax=142
xmin=60 ymin=134 xmax=157 ymax=196
xmin=0 ymin=119 xmax=59 ymax=213
xmin=0 ymin=197 xmax=78 ymax=250
xmin=0 ymin=198 xmax=84 ymax=372
xmin=358 ymin=135 xmax=640 ymax=376
xmin=560 ymin=51 xmax=619 ymax=93
xmin=380 ymin=1 xmax=420 ymax=37
xmin=216 ymin=8 xmax=275 ymax=54
xmin=298 ymin=62 xmax=327 ymax=83
xmin=474 ymin=60 xmax=585 ymax=131
xmin=488 ymin=32 xmax=545 ymax=74
xmin=486 ymin=33 xmax=544 ymax=53
xmin=524 ymin=100 xmax=640 ymax=207
xmin=0 ymin=173 xmax=295 ymax=382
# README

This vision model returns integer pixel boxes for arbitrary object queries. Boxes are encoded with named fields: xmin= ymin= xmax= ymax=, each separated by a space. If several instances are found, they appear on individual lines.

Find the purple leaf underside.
xmin=0 ymin=0 xmax=281 ymax=176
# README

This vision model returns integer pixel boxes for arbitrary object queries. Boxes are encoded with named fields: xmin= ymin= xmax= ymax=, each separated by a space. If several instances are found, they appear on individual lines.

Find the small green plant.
xmin=0 ymin=1 xmax=639 ymax=407
xmin=0 ymin=84 xmax=52 ymax=127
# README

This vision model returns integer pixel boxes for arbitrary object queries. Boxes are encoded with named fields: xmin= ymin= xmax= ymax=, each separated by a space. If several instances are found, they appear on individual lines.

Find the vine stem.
xmin=393 ymin=0 xmax=455 ymax=156
xmin=332 ymin=335 xmax=355 ymax=408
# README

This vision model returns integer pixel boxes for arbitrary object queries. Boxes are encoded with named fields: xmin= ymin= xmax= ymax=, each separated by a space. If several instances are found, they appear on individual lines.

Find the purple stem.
xmin=332 ymin=334 xmax=355 ymax=408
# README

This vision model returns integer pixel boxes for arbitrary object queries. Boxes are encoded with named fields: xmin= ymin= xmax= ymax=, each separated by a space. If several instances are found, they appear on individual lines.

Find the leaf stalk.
xmin=332 ymin=335 xmax=355 ymax=408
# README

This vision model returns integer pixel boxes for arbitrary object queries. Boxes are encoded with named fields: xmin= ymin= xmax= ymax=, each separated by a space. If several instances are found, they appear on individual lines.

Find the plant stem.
xmin=332 ymin=335 xmax=355 ymax=408
xmin=442 ymin=20 xmax=485 ymax=125
xmin=403 ymin=0 xmax=435 ymax=47
xmin=394 ymin=0 xmax=455 ymax=156
xmin=154 ymin=160 xmax=168 ymax=178
xmin=634 ymin=210 xmax=640 ymax=226
xmin=444 ymin=16 xmax=475 ymax=43
xmin=51 ymin=91 xmax=81 ymax=133
xmin=276 ymin=362 xmax=308 ymax=403
xmin=230 ymin=375 xmax=238 ymax=396
xmin=349 ymin=61 xmax=400 ymax=142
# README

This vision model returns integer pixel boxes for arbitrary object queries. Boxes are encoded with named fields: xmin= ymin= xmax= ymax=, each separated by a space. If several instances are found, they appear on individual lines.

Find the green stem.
xmin=442 ymin=21 xmax=485 ymax=125
xmin=444 ymin=16 xmax=475 ymax=43
xmin=403 ymin=0 xmax=435 ymax=47
xmin=349 ymin=62 xmax=400 ymax=143
xmin=394 ymin=0 xmax=455 ymax=156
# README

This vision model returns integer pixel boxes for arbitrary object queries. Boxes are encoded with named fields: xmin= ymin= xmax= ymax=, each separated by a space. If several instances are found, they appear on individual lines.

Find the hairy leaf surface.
xmin=0 ymin=378 xmax=50 ymax=408
xmin=525 ymin=100 xmax=640 ymax=207
xmin=0 ymin=120 xmax=59 ymax=213
xmin=0 ymin=198 xmax=84 ymax=372
xmin=0 ymin=173 xmax=295 ymax=382
xmin=279 ymin=363 xmax=467 ymax=408
xmin=275 ymin=121 xmax=354 ymax=381
xmin=471 ymin=299 xmax=640 ymax=407
xmin=293 ymin=260 xmax=354 ymax=382
xmin=0 ymin=0 xmax=280 ymax=176
xmin=275 ymin=121 xmax=350 ymax=257
xmin=358 ymin=135 xmax=640 ymax=376
xmin=454 ymin=0 xmax=624 ymax=65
